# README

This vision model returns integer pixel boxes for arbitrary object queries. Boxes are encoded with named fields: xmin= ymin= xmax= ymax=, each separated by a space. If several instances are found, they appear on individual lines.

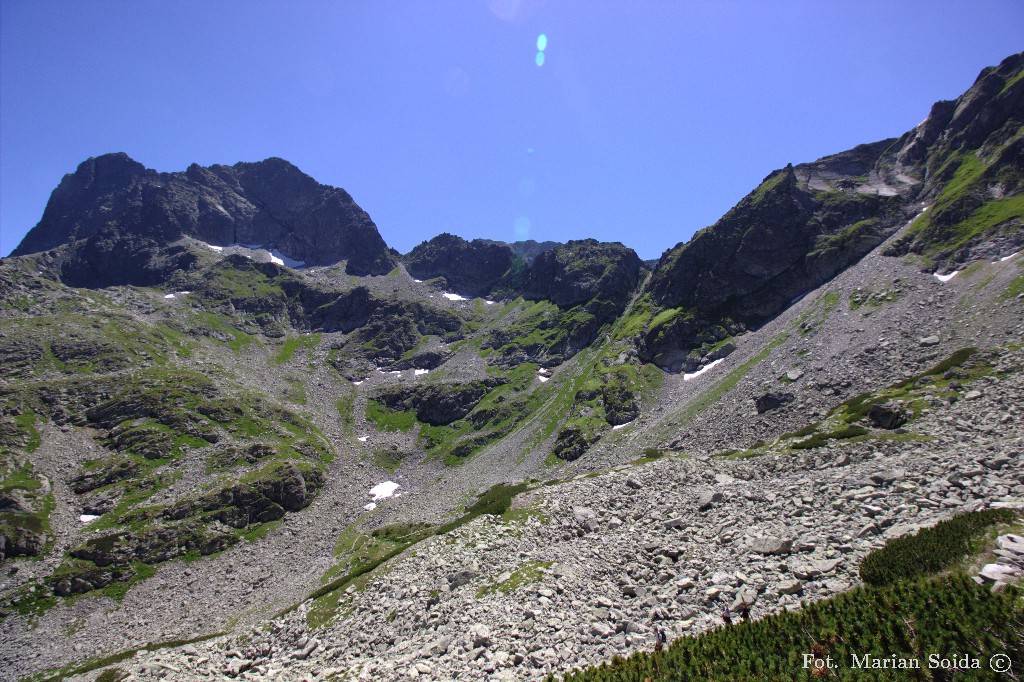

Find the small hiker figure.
xmin=722 ymin=604 xmax=733 ymax=626
xmin=654 ymin=628 xmax=666 ymax=652
xmin=738 ymin=603 xmax=751 ymax=622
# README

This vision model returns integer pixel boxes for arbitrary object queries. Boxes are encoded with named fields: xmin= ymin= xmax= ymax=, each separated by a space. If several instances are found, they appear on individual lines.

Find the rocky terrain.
xmin=0 ymin=53 xmax=1021 ymax=681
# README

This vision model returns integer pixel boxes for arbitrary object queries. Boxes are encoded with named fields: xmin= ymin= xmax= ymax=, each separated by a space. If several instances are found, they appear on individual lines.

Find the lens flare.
xmin=537 ymin=34 xmax=548 ymax=51
xmin=514 ymin=216 xmax=531 ymax=239
xmin=536 ymin=52 xmax=545 ymax=67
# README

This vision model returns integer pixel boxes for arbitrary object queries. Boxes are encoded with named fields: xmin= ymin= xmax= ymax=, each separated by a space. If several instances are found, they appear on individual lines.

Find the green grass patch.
xmin=476 ymin=560 xmax=553 ymax=598
xmin=0 ymin=460 xmax=42 ymax=493
xmin=999 ymin=271 xmax=1024 ymax=302
xmin=371 ymin=521 xmax=435 ymax=543
xmin=436 ymin=481 xmax=533 ymax=535
xmin=272 ymin=333 xmax=321 ymax=366
xmin=790 ymin=425 xmax=869 ymax=450
xmin=897 ymin=147 xmax=1024 ymax=258
xmin=661 ymin=333 xmax=788 ymax=432
xmin=30 ymin=631 xmax=225 ymax=682
xmin=101 ymin=562 xmax=158 ymax=602
xmin=794 ymin=291 xmax=840 ymax=336
xmin=241 ymin=519 xmax=283 ymax=543
xmin=12 ymin=412 xmax=42 ymax=453
xmin=306 ymin=523 xmax=431 ymax=629
xmin=632 ymin=447 xmax=666 ymax=465
xmin=192 ymin=312 xmax=258 ymax=352
xmin=365 ymin=399 xmax=417 ymax=432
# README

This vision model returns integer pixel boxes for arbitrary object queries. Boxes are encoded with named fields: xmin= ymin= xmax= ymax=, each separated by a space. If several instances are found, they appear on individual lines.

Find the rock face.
xmin=12 ymin=154 xmax=397 ymax=283
xmin=525 ymin=239 xmax=643 ymax=312
xmin=637 ymin=51 xmax=1024 ymax=369
xmin=404 ymin=233 xmax=522 ymax=297
xmin=373 ymin=380 xmax=504 ymax=426
xmin=639 ymin=159 xmax=902 ymax=368
xmin=885 ymin=53 xmax=1024 ymax=264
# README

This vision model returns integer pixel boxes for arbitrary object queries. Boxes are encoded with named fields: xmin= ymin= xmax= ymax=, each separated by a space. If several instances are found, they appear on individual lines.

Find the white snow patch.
xmin=1000 ymin=252 xmax=1019 ymax=262
xmin=933 ymin=271 xmax=959 ymax=282
xmin=485 ymin=300 xmax=495 ymax=305
xmin=537 ymin=374 xmax=550 ymax=383
xmin=164 ymin=293 xmax=176 ymax=299
xmin=78 ymin=514 xmax=100 ymax=523
xmin=270 ymin=249 xmax=305 ymax=268
xmin=357 ymin=436 xmax=369 ymax=442
xmin=683 ymin=358 xmax=725 ymax=381
xmin=612 ymin=421 xmax=634 ymax=430
xmin=363 ymin=502 xmax=377 ymax=511
xmin=370 ymin=481 xmax=400 ymax=501
xmin=413 ymin=279 xmax=423 ymax=283
xmin=443 ymin=292 xmax=468 ymax=301
xmin=199 ymin=241 xmax=304 ymax=268
xmin=414 ymin=369 xmax=430 ymax=376
xmin=353 ymin=381 xmax=364 ymax=386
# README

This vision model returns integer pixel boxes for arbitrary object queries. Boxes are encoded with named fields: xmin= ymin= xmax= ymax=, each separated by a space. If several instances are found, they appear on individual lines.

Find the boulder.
xmin=867 ymin=403 xmax=908 ymax=429
xmin=748 ymin=536 xmax=793 ymax=555
xmin=448 ymin=570 xmax=478 ymax=589
xmin=979 ymin=563 xmax=1021 ymax=583
xmin=754 ymin=392 xmax=795 ymax=414
xmin=777 ymin=579 xmax=804 ymax=595
xmin=869 ymin=468 xmax=906 ymax=485
xmin=731 ymin=586 xmax=758 ymax=609
xmin=698 ymin=490 xmax=724 ymax=511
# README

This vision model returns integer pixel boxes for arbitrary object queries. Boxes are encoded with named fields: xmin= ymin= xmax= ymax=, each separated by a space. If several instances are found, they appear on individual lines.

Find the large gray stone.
xmin=698 ymin=490 xmax=724 ymax=510
xmin=748 ymin=536 xmax=793 ymax=555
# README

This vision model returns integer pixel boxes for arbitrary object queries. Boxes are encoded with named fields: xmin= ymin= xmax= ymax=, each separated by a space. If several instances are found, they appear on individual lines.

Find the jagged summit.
xmin=11 ymin=153 xmax=397 ymax=282
xmin=634 ymin=51 xmax=1024 ymax=370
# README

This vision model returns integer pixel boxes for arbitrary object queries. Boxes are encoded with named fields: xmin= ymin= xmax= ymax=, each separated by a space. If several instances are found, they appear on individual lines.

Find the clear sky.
xmin=1 ymin=2 xmax=1022 ymax=260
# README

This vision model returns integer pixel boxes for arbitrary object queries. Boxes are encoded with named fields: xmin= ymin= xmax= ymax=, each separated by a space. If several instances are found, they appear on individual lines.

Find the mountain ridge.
xmin=0 ymin=52 xmax=1022 ymax=682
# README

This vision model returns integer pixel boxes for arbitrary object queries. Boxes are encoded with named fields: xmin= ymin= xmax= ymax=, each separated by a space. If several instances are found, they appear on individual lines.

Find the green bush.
xmin=859 ymin=508 xmax=1016 ymax=586
xmin=553 ymin=574 xmax=1023 ymax=681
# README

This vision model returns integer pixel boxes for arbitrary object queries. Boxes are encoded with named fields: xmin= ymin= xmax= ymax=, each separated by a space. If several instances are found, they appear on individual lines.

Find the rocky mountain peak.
xmin=404 ymin=233 xmax=519 ymax=298
xmin=10 ymin=154 xmax=397 ymax=282
xmin=524 ymin=238 xmax=643 ymax=309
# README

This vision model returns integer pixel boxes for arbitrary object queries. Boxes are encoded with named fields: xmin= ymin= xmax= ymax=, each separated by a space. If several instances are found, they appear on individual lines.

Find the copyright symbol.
xmin=991 ymin=653 xmax=1012 ymax=673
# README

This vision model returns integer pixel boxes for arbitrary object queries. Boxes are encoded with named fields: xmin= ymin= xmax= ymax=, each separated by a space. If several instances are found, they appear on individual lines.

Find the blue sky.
xmin=2 ymin=2 xmax=1022 ymax=260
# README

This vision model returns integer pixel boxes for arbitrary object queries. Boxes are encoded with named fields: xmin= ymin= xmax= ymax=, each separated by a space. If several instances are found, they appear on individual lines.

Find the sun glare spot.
xmin=537 ymin=34 xmax=548 ymax=51
xmin=536 ymin=52 xmax=545 ymax=67
xmin=514 ymin=215 xmax=531 ymax=239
